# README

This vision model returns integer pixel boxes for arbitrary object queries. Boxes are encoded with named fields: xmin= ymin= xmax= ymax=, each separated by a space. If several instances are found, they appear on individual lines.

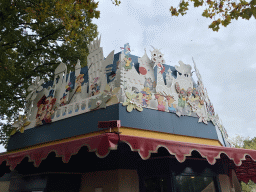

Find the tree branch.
xmin=33 ymin=62 xmax=59 ymax=71
xmin=38 ymin=26 xmax=65 ymax=44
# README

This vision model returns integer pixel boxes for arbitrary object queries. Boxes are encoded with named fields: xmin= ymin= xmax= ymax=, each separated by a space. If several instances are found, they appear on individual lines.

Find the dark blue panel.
xmin=8 ymin=103 xmax=219 ymax=151
xmin=112 ymin=52 xmax=121 ymax=72
xmin=7 ymin=104 xmax=119 ymax=151
xmin=107 ymin=52 xmax=121 ymax=83
xmin=120 ymin=105 xmax=161 ymax=132
xmin=119 ymin=104 xmax=218 ymax=140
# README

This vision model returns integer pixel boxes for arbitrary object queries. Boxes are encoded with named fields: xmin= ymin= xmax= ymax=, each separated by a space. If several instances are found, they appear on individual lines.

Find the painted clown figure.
xmin=121 ymin=43 xmax=131 ymax=56
xmin=150 ymin=46 xmax=166 ymax=94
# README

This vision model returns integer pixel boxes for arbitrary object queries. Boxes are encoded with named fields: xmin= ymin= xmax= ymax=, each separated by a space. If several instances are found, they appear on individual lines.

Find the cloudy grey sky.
xmin=1 ymin=0 xmax=255 ymax=153
xmin=92 ymin=0 xmax=256 ymax=139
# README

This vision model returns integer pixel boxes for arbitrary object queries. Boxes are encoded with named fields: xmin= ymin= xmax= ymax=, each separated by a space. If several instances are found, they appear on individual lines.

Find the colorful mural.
xmin=17 ymin=37 xmax=228 ymax=142
xmin=36 ymin=90 xmax=57 ymax=126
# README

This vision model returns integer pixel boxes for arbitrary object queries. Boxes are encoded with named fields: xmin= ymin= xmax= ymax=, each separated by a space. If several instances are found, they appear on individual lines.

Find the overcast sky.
xmin=1 ymin=0 xmax=255 ymax=153
xmin=92 ymin=0 xmax=256 ymax=140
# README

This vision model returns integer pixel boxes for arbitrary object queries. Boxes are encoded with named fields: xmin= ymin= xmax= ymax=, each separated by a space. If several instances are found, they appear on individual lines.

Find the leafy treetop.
xmin=0 ymin=0 xmax=120 ymax=147
xmin=170 ymin=0 xmax=256 ymax=31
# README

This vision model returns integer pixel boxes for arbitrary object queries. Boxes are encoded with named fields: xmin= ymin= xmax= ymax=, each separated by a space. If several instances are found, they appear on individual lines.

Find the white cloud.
xmin=93 ymin=0 xmax=256 ymax=140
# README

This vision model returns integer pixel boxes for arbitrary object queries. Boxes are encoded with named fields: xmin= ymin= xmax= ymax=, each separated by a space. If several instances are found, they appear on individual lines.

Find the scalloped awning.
xmin=1 ymin=133 xmax=256 ymax=183
xmin=0 ymin=133 xmax=119 ymax=171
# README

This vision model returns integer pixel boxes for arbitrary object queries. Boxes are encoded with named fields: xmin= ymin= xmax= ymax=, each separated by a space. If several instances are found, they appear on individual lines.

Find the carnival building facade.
xmin=0 ymin=37 xmax=255 ymax=191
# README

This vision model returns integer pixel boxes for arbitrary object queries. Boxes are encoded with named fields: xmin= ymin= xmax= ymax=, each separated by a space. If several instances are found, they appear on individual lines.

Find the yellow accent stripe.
xmin=6 ymin=131 xmax=106 ymax=154
xmin=6 ymin=126 xmax=222 ymax=154
xmin=119 ymin=127 xmax=222 ymax=146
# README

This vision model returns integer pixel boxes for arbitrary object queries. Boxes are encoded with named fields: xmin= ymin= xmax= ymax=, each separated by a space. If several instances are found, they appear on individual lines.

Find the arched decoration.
xmin=1 ymin=133 xmax=256 ymax=183
xmin=0 ymin=133 xmax=119 ymax=171
xmin=118 ymin=135 xmax=256 ymax=165
xmin=118 ymin=135 xmax=256 ymax=184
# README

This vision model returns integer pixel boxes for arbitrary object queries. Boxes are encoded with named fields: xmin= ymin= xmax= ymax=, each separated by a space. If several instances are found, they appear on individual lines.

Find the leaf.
xmin=23 ymin=121 xmax=31 ymax=127
xmin=170 ymin=0 xmax=252 ymax=31
xmin=10 ymin=129 xmax=17 ymax=136
xmin=125 ymin=92 xmax=133 ymax=99
xmin=123 ymin=99 xmax=130 ymax=106
xmin=253 ymin=9 xmax=256 ymax=18
xmin=104 ymin=84 xmax=111 ymax=92
xmin=127 ymin=104 xmax=134 ymax=112
xmin=27 ymin=85 xmax=36 ymax=92
xmin=37 ymin=86 xmax=43 ymax=92
xmin=25 ymin=92 xmax=33 ymax=101
xmin=106 ymin=96 xmax=118 ymax=106
xmin=112 ymin=87 xmax=121 ymax=95
xmin=20 ymin=127 xmax=25 ymax=133
xmin=35 ymin=76 xmax=40 ymax=84
xmin=136 ymin=106 xmax=143 ymax=112
xmin=137 ymin=92 xmax=143 ymax=100
xmin=31 ymin=93 xmax=37 ymax=101
xmin=12 ymin=123 xmax=20 ymax=128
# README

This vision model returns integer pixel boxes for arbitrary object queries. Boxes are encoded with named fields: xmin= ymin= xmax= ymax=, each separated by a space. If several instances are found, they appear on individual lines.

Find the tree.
xmin=0 ymin=0 xmax=120 ymax=147
xmin=170 ymin=0 xmax=256 ymax=31
xmin=229 ymin=135 xmax=256 ymax=191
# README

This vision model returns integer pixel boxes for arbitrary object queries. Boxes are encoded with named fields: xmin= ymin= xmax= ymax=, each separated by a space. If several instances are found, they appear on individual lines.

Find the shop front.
xmin=1 ymin=37 xmax=255 ymax=191
xmin=1 ymin=131 xmax=256 ymax=191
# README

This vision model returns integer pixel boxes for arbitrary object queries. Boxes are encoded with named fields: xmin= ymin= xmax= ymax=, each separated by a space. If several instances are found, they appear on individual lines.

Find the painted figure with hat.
xmin=140 ymin=87 xmax=152 ymax=107
xmin=90 ymin=77 xmax=101 ymax=96
xmin=35 ymin=90 xmax=57 ymax=126
xmin=36 ymin=95 xmax=47 ymax=126
xmin=166 ymin=95 xmax=176 ymax=113
xmin=75 ymin=74 xmax=84 ymax=93
xmin=155 ymin=93 xmax=166 ymax=112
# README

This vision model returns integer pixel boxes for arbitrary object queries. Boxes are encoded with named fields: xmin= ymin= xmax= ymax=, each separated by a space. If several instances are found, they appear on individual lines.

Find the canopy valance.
xmin=1 ymin=133 xmax=256 ymax=183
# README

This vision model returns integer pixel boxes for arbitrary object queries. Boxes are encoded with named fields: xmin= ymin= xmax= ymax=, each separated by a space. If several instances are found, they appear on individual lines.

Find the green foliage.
xmin=111 ymin=0 xmax=121 ymax=6
xmin=241 ymin=180 xmax=256 ymax=191
xmin=228 ymin=135 xmax=247 ymax=148
xmin=229 ymin=135 xmax=256 ymax=190
xmin=243 ymin=137 xmax=256 ymax=150
xmin=0 ymin=0 xmax=121 ymax=147
xmin=170 ymin=0 xmax=256 ymax=31
xmin=230 ymin=135 xmax=256 ymax=150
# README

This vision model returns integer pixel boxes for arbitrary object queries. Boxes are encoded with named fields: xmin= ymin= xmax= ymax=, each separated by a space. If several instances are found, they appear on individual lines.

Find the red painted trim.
xmin=118 ymin=135 xmax=256 ymax=184
xmin=0 ymin=133 xmax=119 ymax=171
xmin=1 ymin=134 xmax=256 ymax=183
xmin=98 ymin=120 xmax=121 ymax=129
